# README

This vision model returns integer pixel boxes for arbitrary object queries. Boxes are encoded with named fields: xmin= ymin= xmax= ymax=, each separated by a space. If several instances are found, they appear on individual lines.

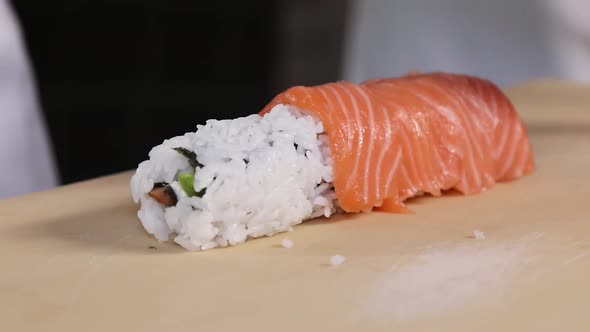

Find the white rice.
xmin=130 ymin=104 xmax=338 ymax=251
xmin=473 ymin=229 xmax=486 ymax=240
xmin=280 ymin=238 xmax=294 ymax=249
xmin=330 ymin=254 xmax=346 ymax=266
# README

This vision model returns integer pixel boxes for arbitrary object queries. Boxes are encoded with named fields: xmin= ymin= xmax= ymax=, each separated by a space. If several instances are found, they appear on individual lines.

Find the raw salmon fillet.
xmin=260 ymin=72 xmax=534 ymax=213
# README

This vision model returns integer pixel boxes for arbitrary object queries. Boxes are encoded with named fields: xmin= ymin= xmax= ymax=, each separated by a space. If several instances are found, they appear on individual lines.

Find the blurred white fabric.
xmin=343 ymin=0 xmax=590 ymax=86
xmin=0 ymin=0 xmax=57 ymax=199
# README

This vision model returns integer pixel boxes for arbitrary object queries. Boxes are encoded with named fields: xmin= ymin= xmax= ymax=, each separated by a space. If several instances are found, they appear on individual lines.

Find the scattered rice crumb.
xmin=330 ymin=254 xmax=346 ymax=266
xmin=281 ymin=238 xmax=294 ymax=249
xmin=473 ymin=230 xmax=486 ymax=240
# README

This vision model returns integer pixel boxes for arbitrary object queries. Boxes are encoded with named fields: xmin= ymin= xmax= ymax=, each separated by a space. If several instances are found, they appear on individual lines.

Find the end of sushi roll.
xmin=130 ymin=105 xmax=338 ymax=250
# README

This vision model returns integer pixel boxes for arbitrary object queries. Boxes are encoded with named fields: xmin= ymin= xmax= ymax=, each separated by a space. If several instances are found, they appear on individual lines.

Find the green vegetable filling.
xmin=174 ymin=147 xmax=206 ymax=198
xmin=178 ymin=170 xmax=196 ymax=197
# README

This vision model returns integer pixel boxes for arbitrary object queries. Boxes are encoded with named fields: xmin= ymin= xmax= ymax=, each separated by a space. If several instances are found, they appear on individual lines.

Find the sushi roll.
xmin=130 ymin=105 xmax=338 ymax=250
xmin=130 ymin=71 xmax=534 ymax=251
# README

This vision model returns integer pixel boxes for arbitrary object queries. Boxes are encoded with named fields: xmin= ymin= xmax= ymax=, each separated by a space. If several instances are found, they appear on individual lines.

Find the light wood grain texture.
xmin=1 ymin=80 xmax=589 ymax=331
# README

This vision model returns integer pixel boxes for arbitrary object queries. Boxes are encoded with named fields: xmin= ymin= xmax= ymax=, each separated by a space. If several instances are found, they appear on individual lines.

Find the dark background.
xmin=11 ymin=0 xmax=349 ymax=184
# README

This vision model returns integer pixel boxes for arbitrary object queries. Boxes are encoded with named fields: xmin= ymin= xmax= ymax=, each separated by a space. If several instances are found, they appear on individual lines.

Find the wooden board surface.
xmin=1 ymin=80 xmax=590 ymax=331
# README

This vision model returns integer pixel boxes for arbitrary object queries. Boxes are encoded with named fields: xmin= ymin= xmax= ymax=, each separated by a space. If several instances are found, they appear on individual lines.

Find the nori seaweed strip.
xmin=173 ymin=147 xmax=203 ymax=168
xmin=195 ymin=187 xmax=206 ymax=198
xmin=173 ymin=147 xmax=207 ymax=198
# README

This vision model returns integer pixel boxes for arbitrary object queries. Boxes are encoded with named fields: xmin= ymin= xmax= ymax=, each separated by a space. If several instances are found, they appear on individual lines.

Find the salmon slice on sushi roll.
xmin=131 ymin=71 xmax=534 ymax=251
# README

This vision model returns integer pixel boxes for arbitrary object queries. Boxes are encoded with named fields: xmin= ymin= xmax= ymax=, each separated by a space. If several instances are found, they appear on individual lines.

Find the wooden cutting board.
xmin=1 ymin=80 xmax=589 ymax=331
